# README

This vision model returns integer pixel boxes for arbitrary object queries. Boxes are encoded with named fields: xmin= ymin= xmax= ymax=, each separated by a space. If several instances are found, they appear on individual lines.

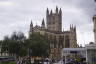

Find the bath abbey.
xmin=29 ymin=7 xmax=78 ymax=59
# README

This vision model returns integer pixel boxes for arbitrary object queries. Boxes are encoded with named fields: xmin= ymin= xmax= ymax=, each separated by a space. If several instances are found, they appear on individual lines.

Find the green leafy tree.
xmin=27 ymin=32 xmax=49 ymax=57
xmin=1 ymin=31 xmax=27 ymax=57
xmin=1 ymin=31 xmax=49 ymax=58
xmin=1 ymin=36 xmax=10 ymax=53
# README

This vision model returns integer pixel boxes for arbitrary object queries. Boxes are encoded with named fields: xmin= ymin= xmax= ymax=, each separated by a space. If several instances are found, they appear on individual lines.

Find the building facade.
xmin=85 ymin=43 xmax=96 ymax=64
xmin=84 ymin=15 xmax=96 ymax=64
xmin=62 ymin=44 xmax=96 ymax=64
xmin=93 ymin=15 xmax=96 ymax=43
xmin=29 ymin=7 xmax=77 ymax=60
xmin=62 ymin=48 xmax=86 ymax=63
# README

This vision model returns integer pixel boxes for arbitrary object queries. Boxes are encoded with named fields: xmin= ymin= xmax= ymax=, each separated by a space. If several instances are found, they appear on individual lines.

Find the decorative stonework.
xmin=29 ymin=7 xmax=77 ymax=60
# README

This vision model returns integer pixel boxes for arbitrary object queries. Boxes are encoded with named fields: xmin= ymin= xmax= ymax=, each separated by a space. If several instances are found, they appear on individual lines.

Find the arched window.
xmin=50 ymin=35 xmax=54 ymax=48
xmin=54 ymin=36 xmax=57 ymax=48
xmin=65 ymin=35 xmax=70 ymax=48
xmin=59 ymin=36 xmax=63 ymax=48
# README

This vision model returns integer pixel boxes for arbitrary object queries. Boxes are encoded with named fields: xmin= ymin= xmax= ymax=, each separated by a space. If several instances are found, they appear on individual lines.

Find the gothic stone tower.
xmin=29 ymin=7 xmax=77 ymax=60
xmin=70 ymin=25 xmax=77 ymax=48
xmin=29 ymin=20 xmax=33 ymax=36
xmin=93 ymin=15 xmax=96 ymax=43
xmin=46 ymin=7 xmax=62 ymax=31
xmin=41 ymin=19 xmax=45 ymax=29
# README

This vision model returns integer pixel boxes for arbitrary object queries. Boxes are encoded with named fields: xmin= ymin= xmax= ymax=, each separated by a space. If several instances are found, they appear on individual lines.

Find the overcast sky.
xmin=0 ymin=0 xmax=96 ymax=46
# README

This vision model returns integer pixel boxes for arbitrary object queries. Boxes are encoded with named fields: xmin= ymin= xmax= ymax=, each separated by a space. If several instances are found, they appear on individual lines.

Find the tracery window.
xmin=65 ymin=35 xmax=70 ymax=48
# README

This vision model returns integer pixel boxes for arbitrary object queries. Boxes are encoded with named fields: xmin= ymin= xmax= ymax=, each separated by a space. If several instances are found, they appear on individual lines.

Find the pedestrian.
xmin=17 ymin=60 xmax=21 ymax=64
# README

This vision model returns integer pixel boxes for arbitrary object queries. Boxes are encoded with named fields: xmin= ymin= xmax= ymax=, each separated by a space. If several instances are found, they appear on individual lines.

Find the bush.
xmin=0 ymin=61 xmax=16 ymax=64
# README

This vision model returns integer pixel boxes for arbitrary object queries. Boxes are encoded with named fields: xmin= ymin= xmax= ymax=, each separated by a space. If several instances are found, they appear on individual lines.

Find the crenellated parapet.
xmin=28 ymin=7 xmax=77 ymax=60
xmin=46 ymin=6 xmax=62 ymax=31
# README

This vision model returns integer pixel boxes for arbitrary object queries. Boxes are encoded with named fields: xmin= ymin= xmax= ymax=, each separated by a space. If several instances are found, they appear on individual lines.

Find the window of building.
xmin=65 ymin=35 xmax=70 ymax=48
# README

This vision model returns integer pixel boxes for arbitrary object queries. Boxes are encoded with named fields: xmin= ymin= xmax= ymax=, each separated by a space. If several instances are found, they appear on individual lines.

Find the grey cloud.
xmin=0 ymin=0 xmax=95 ymax=45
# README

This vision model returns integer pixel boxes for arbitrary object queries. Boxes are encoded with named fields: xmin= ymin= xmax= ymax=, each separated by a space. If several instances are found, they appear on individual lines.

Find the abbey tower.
xmin=46 ymin=7 xmax=62 ymax=31
xmin=29 ymin=7 xmax=77 ymax=60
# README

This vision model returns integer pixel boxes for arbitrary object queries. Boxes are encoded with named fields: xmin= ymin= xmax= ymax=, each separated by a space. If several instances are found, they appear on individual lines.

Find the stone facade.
xmin=46 ymin=7 xmax=62 ymax=31
xmin=62 ymin=48 xmax=86 ymax=63
xmin=93 ymin=15 xmax=96 ymax=43
xmin=29 ymin=7 xmax=77 ymax=60
xmin=85 ymin=43 xmax=96 ymax=64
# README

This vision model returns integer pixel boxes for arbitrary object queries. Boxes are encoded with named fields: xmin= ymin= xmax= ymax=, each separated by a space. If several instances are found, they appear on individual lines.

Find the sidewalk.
xmin=53 ymin=63 xmax=59 ymax=64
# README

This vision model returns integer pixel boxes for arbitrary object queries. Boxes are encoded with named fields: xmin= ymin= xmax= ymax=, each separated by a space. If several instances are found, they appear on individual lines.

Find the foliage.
xmin=26 ymin=32 xmax=49 ymax=57
xmin=0 ymin=61 xmax=16 ymax=64
xmin=1 ymin=31 xmax=27 ymax=57
xmin=1 ymin=32 xmax=49 ymax=58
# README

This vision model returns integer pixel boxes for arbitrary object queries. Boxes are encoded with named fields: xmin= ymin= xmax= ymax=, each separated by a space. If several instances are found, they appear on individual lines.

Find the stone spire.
xmin=74 ymin=26 xmax=76 ymax=31
xmin=50 ymin=9 xmax=52 ymax=15
xmin=41 ymin=18 xmax=45 ymax=29
xmin=70 ymin=24 xmax=76 ymax=32
xmin=70 ymin=24 xmax=73 ymax=29
xmin=29 ymin=20 xmax=33 ymax=34
xmin=56 ymin=6 xmax=58 ymax=13
xmin=46 ymin=8 xmax=49 ymax=16
xmin=59 ymin=8 xmax=62 ymax=15
xmin=30 ymin=20 xmax=33 ymax=27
